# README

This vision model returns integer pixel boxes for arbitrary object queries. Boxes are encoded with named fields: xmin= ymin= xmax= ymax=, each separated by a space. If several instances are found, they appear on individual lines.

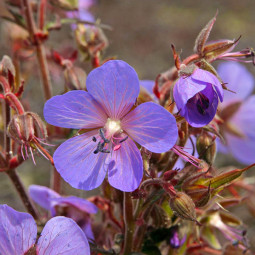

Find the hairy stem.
xmin=123 ymin=192 xmax=135 ymax=255
xmin=21 ymin=0 xmax=61 ymax=192
xmin=6 ymin=168 xmax=40 ymax=220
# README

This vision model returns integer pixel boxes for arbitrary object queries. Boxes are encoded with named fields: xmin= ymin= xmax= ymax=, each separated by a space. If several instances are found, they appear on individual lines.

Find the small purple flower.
xmin=217 ymin=62 xmax=255 ymax=164
xmin=173 ymin=68 xmax=223 ymax=127
xmin=44 ymin=60 xmax=178 ymax=192
xmin=169 ymin=225 xmax=186 ymax=249
xmin=66 ymin=0 xmax=96 ymax=29
xmin=0 ymin=204 xmax=90 ymax=255
xmin=29 ymin=184 xmax=97 ymax=240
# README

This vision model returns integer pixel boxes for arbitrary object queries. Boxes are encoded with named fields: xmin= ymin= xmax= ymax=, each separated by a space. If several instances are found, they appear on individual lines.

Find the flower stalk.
xmin=123 ymin=192 xmax=135 ymax=255
xmin=6 ymin=168 xmax=40 ymax=221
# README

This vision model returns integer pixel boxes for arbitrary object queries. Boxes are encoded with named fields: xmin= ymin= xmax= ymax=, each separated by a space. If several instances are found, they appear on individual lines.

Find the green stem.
xmin=123 ymin=192 xmax=135 ymax=255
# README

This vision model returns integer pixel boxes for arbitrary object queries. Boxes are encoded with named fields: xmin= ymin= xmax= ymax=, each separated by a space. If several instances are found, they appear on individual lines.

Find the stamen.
xmin=195 ymin=93 xmax=210 ymax=115
xmin=92 ymin=136 xmax=97 ymax=142
xmin=99 ymin=128 xmax=110 ymax=143
xmin=101 ymin=149 xmax=110 ymax=153
xmin=113 ymin=145 xmax=121 ymax=151
xmin=120 ymin=136 xmax=128 ymax=143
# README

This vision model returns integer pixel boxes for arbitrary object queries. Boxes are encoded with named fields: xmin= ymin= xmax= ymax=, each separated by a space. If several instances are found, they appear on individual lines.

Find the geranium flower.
xmin=66 ymin=0 xmax=96 ymax=29
xmin=29 ymin=184 xmax=98 ymax=240
xmin=173 ymin=68 xmax=224 ymax=127
xmin=217 ymin=62 xmax=255 ymax=164
xmin=44 ymin=60 xmax=178 ymax=192
xmin=0 ymin=204 xmax=90 ymax=255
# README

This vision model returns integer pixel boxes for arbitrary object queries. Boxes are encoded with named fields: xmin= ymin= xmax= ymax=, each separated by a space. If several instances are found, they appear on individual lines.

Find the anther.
xmin=92 ymin=136 xmax=97 ymax=142
xmin=99 ymin=128 xmax=110 ymax=143
xmin=119 ymin=136 xmax=128 ymax=143
xmin=101 ymin=149 xmax=110 ymax=153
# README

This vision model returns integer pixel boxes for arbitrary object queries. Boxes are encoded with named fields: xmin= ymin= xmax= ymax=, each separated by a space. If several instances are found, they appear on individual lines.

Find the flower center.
xmin=92 ymin=119 xmax=128 ymax=154
xmin=194 ymin=93 xmax=210 ymax=115
xmin=105 ymin=118 xmax=122 ymax=137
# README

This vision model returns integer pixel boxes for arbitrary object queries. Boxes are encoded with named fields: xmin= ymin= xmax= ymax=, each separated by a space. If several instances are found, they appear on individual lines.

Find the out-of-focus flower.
xmin=217 ymin=62 xmax=255 ymax=164
xmin=173 ymin=68 xmax=223 ymax=127
xmin=44 ymin=60 xmax=178 ymax=192
xmin=29 ymin=184 xmax=97 ymax=240
xmin=0 ymin=204 xmax=90 ymax=255
xmin=66 ymin=0 xmax=96 ymax=29
xmin=201 ymin=210 xmax=247 ymax=250
xmin=169 ymin=225 xmax=186 ymax=249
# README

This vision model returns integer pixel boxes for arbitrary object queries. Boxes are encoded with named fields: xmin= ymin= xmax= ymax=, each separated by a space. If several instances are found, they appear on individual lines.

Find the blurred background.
xmin=0 ymin=0 xmax=255 ymax=250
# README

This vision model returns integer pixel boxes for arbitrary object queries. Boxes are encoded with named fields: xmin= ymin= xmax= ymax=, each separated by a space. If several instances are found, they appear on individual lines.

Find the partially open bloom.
xmin=0 ymin=204 xmax=90 ymax=255
xmin=217 ymin=62 xmax=255 ymax=164
xmin=44 ymin=60 xmax=178 ymax=191
xmin=29 ymin=184 xmax=98 ymax=240
xmin=173 ymin=68 xmax=223 ymax=127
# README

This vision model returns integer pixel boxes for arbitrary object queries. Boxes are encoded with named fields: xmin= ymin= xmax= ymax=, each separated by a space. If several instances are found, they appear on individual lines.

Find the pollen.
xmin=105 ymin=118 xmax=122 ymax=136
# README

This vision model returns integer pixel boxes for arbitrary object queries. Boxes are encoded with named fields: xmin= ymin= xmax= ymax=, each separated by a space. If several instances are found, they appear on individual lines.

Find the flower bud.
xmin=184 ymin=184 xmax=212 ymax=208
xmin=75 ymin=24 xmax=108 ymax=60
xmin=169 ymin=192 xmax=198 ymax=223
xmin=0 ymin=55 xmax=15 ymax=79
xmin=8 ymin=114 xmax=35 ymax=144
xmin=151 ymin=204 xmax=171 ymax=228
xmin=7 ymin=112 xmax=48 ymax=163
xmin=196 ymin=133 xmax=216 ymax=165
xmin=64 ymin=65 xmax=87 ymax=90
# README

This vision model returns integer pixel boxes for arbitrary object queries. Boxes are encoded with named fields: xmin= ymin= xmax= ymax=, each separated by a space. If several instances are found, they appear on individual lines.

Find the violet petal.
xmin=107 ymin=137 xmax=143 ymax=192
xmin=29 ymin=185 xmax=60 ymax=212
xmin=122 ymin=102 xmax=178 ymax=153
xmin=192 ymin=68 xmax=223 ymax=102
xmin=51 ymin=196 xmax=98 ymax=214
xmin=86 ymin=60 xmax=140 ymax=119
xmin=223 ymin=96 xmax=255 ymax=164
xmin=0 ymin=204 xmax=37 ymax=255
xmin=44 ymin=90 xmax=107 ymax=129
xmin=37 ymin=216 xmax=90 ymax=255
xmin=53 ymin=130 xmax=108 ymax=190
xmin=184 ymin=85 xmax=218 ymax=127
xmin=218 ymin=62 xmax=254 ymax=106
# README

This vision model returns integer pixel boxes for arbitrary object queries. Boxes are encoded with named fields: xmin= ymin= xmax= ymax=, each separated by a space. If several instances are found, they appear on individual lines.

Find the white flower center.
xmin=105 ymin=118 xmax=122 ymax=137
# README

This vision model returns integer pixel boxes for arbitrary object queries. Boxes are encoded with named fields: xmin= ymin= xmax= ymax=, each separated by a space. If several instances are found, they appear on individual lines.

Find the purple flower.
xmin=44 ymin=60 xmax=178 ymax=192
xmin=29 ymin=184 xmax=97 ymax=240
xmin=169 ymin=225 xmax=186 ymax=249
xmin=217 ymin=62 xmax=255 ymax=164
xmin=0 ymin=204 xmax=90 ymax=255
xmin=173 ymin=68 xmax=223 ymax=127
xmin=66 ymin=0 xmax=96 ymax=29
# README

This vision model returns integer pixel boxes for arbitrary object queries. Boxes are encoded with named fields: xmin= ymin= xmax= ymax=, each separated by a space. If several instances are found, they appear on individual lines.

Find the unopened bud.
xmin=151 ymin=204 xmax=171 ymax=228
xmin=64 ymin=65 xmax=87 ymax=90
xmin=169 ymin=192 xmax=198 ymax=223
xmin=184 ymin=184 xmax=212 ymax=208
xmin=196 ymin=133 xmax=216 ymax=165
xmin=8 ymin=112 xmax=46 ymax=142
xmin=163 ymin=170 xmax=177 ymax=181
xmin=0 ymin=55 xmax=15 ymax=86
xmin=75 ymin=25 xmax=108 ymax=60
xmin=8 ymin=114 xmax=35 ymax=144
